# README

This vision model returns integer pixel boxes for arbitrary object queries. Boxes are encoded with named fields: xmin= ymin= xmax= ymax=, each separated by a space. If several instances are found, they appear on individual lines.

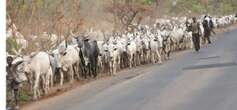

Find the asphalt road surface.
xmin=24 ymin=28 xmax=237 ymax=110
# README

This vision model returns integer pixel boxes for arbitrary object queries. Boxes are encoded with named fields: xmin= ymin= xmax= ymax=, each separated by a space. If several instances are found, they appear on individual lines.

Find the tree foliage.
xmin=169 ymin=0 xmax=237 ymax=15
xmin=106 ymin=0 xmax=152 ymax=31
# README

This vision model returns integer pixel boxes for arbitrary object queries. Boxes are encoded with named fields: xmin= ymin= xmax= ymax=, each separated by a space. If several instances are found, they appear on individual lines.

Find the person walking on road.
xmin=203 ymin=15 xmax=215 ymax=44
xmin=191 ymin=17 xmax=201 ymax=52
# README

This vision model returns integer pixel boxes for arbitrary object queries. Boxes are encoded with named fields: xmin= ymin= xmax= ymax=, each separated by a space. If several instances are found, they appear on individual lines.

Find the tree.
xmin=107 ymin=0 xmax=151 ymax=31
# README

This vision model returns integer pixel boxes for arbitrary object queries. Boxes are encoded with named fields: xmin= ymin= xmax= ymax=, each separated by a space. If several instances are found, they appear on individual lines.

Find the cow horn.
xmin=70 ymin=30 xmax=77 ymax=37
xmin=30 ymin=52 xmax=38 ymax=58
xmin=12 ymin=60 xmax=24 ymax=70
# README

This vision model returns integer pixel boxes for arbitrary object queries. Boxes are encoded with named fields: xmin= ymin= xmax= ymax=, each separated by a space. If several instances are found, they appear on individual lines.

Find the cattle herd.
xmin=6 ymin=14 xmax=237 ymax=107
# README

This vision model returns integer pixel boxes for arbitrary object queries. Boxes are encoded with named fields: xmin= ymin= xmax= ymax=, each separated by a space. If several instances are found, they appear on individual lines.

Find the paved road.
xmin=24 ymin=28 xmax=237 ymax=110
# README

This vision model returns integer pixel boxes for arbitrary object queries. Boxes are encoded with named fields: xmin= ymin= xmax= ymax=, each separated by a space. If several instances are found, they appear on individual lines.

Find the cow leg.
xmin=124 ymin=53 xmax=127 ymax=68
xmin=44 ymin=74 xmax=49 ymax=95
xmin=145 ymin=51 xmax=148 ymax=63
xmin=126 ymin=53 xmax=129 ymax=67
xmin=123 ymin=54 xmax=126 ymax=67
xmin=207 ymin=34 xmax=211 ymax=44
xmin=121 ymin=54 xmax=125 ymax=68
xmin=129 ymin=54 xmax=132 ymax=68
xmin=110 ymin=63 xmax=113 ymax=76
xmin=167 ymin=48 xmax=170 ymax=60
xmin=161 ymin=48 xmax=164 ymax=60
xmin=92 ymin=63 xmax=96 ymax=78
xmin=50 ymin=72 xmax=53 ymax=87
xmin=97 ymin=56 xmax=101 ymax=73
xmin=41 ymin=75 xmax=47 ymax=95
xmin=69 ymin=66 xmax=74 ymax=83
xmin=148 ymin=50 xmax=151 ymax=63
xmin=60 ymin=69 xmax=64 ymax=86
xmin=139 ymin=51 xmax=142 ymax=64
xmin=84 ymin=66 xmax=87 ymax=79
xmin=136 ymin=53 xmax=140 ymax=66
xmin=94 ymin=58 xmax=98 ymax=78
xmin=80 ymin=63 xmax=86 ymax=79
xmin=146 ymin=51 xmax=149 ymax=63
xmin=117 ymin=55 xmax=121 ymax=70
xmin=13 ymin=89 xmax=19 ymax=109
xmin=89 ymin=64 xmax=92 ymax=78
xmin=139 ymin=52 xmax=141 ymax=65
xmin=113 ymin=59 xmax=117 ymax=75
xmin=134 ymin=54 xmax=137 ymax=67
xmin=73 ymin=63 xmax=79 ymax=80
xmin=76 ymin=63 xmax=81 ymax=80
xmin=135 ymin=53 xmax=138 ymax=66
xmin=86 ymin=64 xmax=90 ymax=78
xmin=37 ymin=88 xmax=41 ymax=99
xmin=157 ymin=49 xmax=162 ymax=64
xmin=151 ymin=52 xmax=155 ymax=64
xmin=47 ymin=67 xmax=53 ymax=87
xmin=163 ymin=47 xmax=167 ymax=60
xmin=131 ymin=54 xmax=133 ymax=68
xmin=33 ymin=74 xmax=40 ymax=100
xmin=109 ymin=61 xmax=112 ymax=75
xmin=155 ymin=51 xmax=158 ymax=63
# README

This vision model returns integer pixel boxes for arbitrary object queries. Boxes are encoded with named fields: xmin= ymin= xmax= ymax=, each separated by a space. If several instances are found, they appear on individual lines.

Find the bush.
xmin=6 ymin=37 xmax=20 ymax=55
xmin=18 ymin=90 xmax=31 ymax=102
xmin=143 ymin=0 xmax=152 ymax=5
xmin=191 ymin=2 xmax=205 ymax=13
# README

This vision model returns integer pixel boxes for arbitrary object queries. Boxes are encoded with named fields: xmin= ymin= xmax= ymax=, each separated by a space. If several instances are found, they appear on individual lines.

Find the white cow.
xmin=53 ymin=45 xmax=80 ymax=85
xmin=126 ymin=38 xmax=137 ymax=68
xmin=100 ymin=42 xmax=111 ymax=74
xmin=16 ymin=52 xmax=53 ymax=100
xmin=141 ymin=36 xmax=151 ymax=63
xmin=150 ymin=34 xmax=162 ymax=64
xmin=108 ymin=43 xmax=120 ymax=75
xmin=170 ymin=25 xmax=186 ymax=50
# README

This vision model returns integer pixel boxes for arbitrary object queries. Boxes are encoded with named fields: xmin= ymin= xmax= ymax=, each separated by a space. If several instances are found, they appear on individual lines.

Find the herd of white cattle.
xmin=7 ymin=14 xmax=237 ymax=101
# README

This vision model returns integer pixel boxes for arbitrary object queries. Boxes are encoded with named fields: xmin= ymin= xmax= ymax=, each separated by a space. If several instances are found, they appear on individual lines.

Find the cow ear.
xmin=63 ymin=52 xmax=67 ymax=56
xmin=50 ymin=53 xmax=54 ymax=57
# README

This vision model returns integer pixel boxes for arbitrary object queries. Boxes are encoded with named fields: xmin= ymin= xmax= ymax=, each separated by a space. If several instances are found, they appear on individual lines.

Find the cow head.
xmin=113 ymin=46 xmax=117 ymax=51
xmin=9 ymin=57 xmax=28 ymax=84
xmin=75 ymin=36 xmax=84 ymax=48
xmin=49 ymin=49 xmax=62 ymax=69
xmin=7 ymin=56 xmax=14 ymax=66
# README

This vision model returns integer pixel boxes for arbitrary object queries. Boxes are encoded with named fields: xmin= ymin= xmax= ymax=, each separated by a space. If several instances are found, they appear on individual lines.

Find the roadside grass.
xmin=19 ymin=89 xmax=31 ymax=103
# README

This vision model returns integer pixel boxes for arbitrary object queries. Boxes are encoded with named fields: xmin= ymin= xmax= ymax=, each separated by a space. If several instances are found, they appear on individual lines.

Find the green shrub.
xmin=19 ymin=90 xmax=31 ymax=102
xmin=6 ymin=37 xmax=20 ymax=55
xmin=143 ymin=0 xmax=152 ymax=5
xmin=191 ymin=3 xmax=205 ymax=13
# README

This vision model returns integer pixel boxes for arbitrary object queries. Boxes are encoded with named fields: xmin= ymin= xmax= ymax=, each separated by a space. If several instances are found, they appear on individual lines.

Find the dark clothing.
xmin=192 ymin=33 xmax=200 ymax=52
xmin=191 ymin=22 xmax=200 ymax=34
xmin=7 ymin=66 xmax=20 ymax=90
xmin=204 ymin=29 xmax=211 ymax=44
xmin=6 ymin=64 xmax=20 ymax=108
xmin=203 ymin=19 xmax=214 ymax=44
xmin=191 ymin=21 xmax=201 ymax=52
